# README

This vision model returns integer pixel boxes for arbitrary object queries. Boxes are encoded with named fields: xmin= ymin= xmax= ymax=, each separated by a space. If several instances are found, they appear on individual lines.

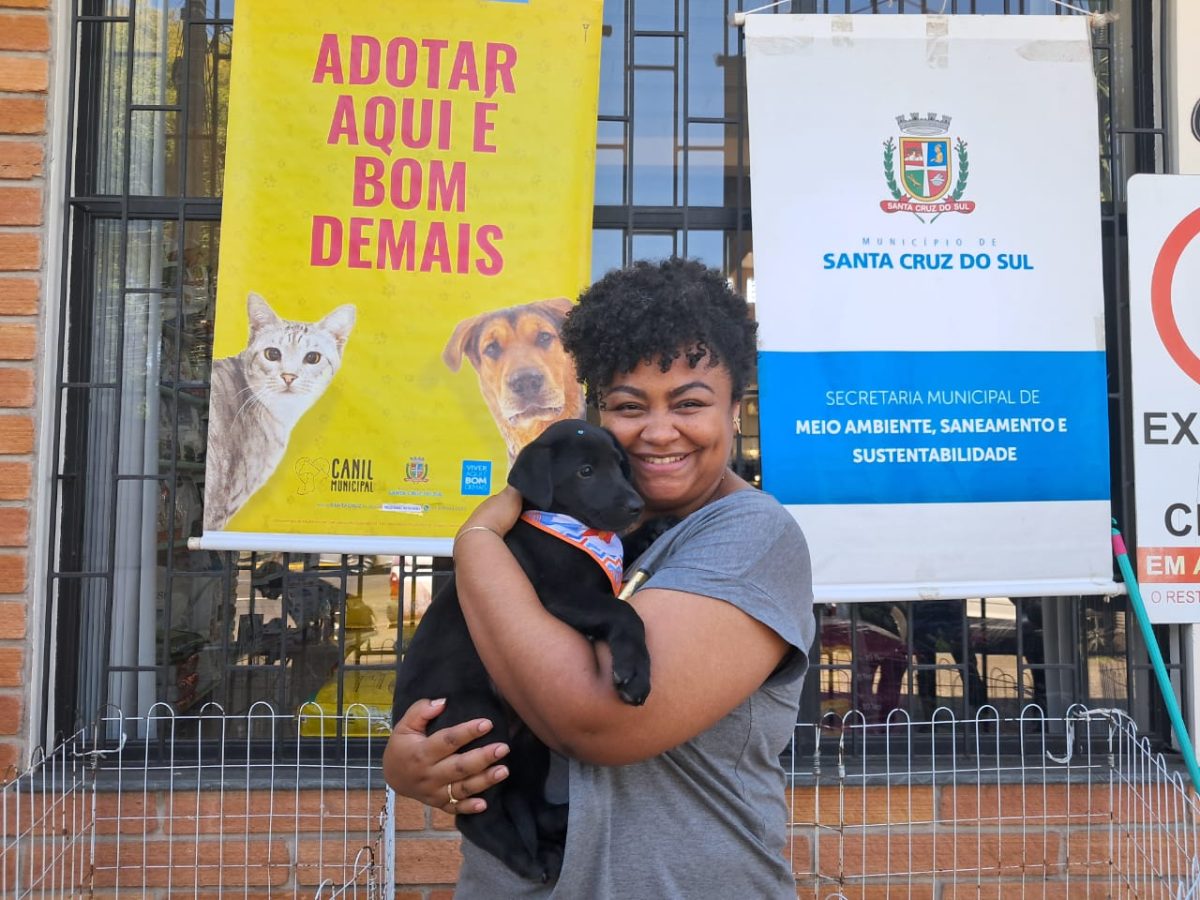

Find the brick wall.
xmin=4 ymin=785 xmax=465 ymax=897
xmin=6 ymin=780 xmax=1192 ymax=896
xmin=790 ymin=782 xmax=1192 ymax=898
xmin=0 ymin=0 xmax=49 ymax=774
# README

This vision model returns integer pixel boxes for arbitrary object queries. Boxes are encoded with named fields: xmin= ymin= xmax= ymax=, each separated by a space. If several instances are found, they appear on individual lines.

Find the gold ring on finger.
xmin=447 ymin=783 xmax=459 ymax=808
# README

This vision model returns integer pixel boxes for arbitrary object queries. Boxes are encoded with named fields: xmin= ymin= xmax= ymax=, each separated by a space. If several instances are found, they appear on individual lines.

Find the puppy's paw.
xmin=611 ymin=647 xmax=651 ymax=706
xmin=536 ymin=843 xmax=564 ymax=884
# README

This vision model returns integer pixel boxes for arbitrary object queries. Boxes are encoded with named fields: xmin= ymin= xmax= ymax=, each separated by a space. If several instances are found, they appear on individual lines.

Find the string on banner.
xmin=1049 ymin=0 xmax=1117 ymax=24
xmin=730 ymin=1 xmax=791 ymax=27
xmin=732 ymin=0 xmax=1116 ymax=28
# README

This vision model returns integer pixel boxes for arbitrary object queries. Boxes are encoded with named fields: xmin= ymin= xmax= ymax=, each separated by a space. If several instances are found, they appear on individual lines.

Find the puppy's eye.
xmin=536 ymin=331 xmax=555 ymax=348
xmin=303 ymin=351 xmax=322 ymax=364
xmin=483 ymin=340 xmax=502 ymax=359
xmin=264 ymin=347 xmax=282 ymax=362
xmin=578 ymin=465 xmax=594 ymax=478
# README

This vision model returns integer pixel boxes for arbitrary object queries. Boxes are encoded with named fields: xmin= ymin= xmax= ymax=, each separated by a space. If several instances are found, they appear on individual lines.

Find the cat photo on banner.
xmin=204 ymin=292 xmax=356 ymax=531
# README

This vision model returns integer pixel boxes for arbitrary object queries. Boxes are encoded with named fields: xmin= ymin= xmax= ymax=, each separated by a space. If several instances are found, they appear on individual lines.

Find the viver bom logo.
xmin=881 ymin=113 xmax=976 ymax=222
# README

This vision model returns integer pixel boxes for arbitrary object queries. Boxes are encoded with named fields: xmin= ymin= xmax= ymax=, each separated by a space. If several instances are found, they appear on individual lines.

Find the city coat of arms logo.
xmin=404 ymin=457 xmax=429 ymax=483
xmin=881 ymin=113 xmax=976 ymax=221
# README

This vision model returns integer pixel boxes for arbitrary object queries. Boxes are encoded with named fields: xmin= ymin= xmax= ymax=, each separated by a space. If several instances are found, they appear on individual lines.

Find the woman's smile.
xmin=637 ymin=453 xmax=688 ymax=467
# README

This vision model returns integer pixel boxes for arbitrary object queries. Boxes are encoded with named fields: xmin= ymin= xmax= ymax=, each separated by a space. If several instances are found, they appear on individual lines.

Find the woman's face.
xmin=598 ymin=354 xmax=739 ymax=520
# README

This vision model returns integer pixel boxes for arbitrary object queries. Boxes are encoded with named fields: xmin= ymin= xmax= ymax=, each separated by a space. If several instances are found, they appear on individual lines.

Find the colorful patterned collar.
xmin=519 ymin=510 xmax=624 ymax=596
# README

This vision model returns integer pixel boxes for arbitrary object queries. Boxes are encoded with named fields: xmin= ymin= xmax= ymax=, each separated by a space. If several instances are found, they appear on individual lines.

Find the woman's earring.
xmin=733 ymin=416 xmax=742 ymax=435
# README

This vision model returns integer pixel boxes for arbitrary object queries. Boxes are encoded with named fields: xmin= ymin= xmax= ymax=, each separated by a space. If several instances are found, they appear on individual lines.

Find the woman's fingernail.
xmin=493 ymin=766 xmax=509 ymax=781
xmin=430 ymin=698 xmax=446 ymax=709
xmin=476 ymin=719 xmax=492 ymax=734
xmin=494 ymin=744 xmax=510 ymax=759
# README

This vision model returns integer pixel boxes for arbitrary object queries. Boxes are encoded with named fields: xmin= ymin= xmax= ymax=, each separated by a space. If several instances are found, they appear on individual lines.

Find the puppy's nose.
xmin=509 ymin=368 xmax=545 ymax=398
xmin=625 ymin=495 xmax=644 ymax=518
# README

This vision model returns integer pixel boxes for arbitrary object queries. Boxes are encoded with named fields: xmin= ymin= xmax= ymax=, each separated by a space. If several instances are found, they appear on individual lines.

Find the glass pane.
xmin=970 ymin=596 xmax=1020 ymax=712
xmin=156 ymin=378 xmax=208 ymax=471
xmin=70 ymin=575 xmax=110 ymax=725
xmin=57 ymin=386 xmax=117 ymax=566
xmin=853 ymin=604 xmax=909 ymax=722
xmin=632 ymin=45 xmax=676 ymax=205
xmin=686 ymin=1 xmax=734 ymax=120
xmin=84 ymin=20 xmax=130 ymax=196
xmin=84 ymin=3 xmax=232 ymax=199
xmin=182 ymin=23 xmax=232 ymax=196
xmin=179 ymin=220 xmax=220 ymax=379
xmin=635 ymin=33 xmax=676 ymax=67
xmin=591 ymin=229 xmax=624 ymax=282
xmin=1095 ymin=47 xmax=1113 ymax=204
xmin=115 ymin=292 xmax=168 ymax=477
xmin=159 ymin=568 xmax=225 ymax=713
xmin=106 ymin=479 xmax=159 ymax=719
xmin=684 ymin=123 xmax=725 ymax=206
xmin=909 ymin=599 xmax=984 ymax=717
xmin=682 ymin=229 xmax=723 ymax=270
xmin=631 ymin=232 xmax=676 ymax=261
xmin=633 ymin=0 xmax=677 ymax=32
xmin=84 ymin=219 xmax=123 ymax=383
xmin=598 ymin=0 xmax=625 ymax=117
xmin=210 ymin=553 xmax=396 ymax=724
xmin=595 ymin=119 xmax=627 ymax=205
xmin=131 ymin=0 xmax=183 ymax=107
xmin=129 ymin=110 xmax=182 ymax=196
xmin=1086 ymin=595 xmax=1128 ymax=703
xmin=814 ymin=603 xmax=854 ymax=718
xmin=735 ymin=389 xmax=761 ymax=487
xmin=206 ymin=0 xmax=234 ymax=17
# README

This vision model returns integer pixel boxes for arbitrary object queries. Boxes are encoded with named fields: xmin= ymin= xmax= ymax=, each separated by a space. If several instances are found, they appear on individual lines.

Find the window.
xmin=48 ymin=0 xmax=1173 ymax=749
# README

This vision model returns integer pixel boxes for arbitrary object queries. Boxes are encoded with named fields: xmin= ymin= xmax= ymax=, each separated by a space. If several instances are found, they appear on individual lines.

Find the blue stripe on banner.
xmin=758 ymin=350 xmax=1110 ymax=505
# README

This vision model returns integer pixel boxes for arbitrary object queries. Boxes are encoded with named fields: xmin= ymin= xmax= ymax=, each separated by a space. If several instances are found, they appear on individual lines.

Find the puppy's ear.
xmin=533 ymin=297 xmax=574 ymax=328
xmin=507 ymin=441 xmax=555 ymax=509
xmin=608 ymin=429 xmax=633 ymax=482
xmin=443 ymin=314 xmax=483 ymax=372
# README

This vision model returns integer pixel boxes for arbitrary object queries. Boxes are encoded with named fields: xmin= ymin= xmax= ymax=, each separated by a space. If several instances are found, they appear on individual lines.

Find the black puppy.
xmin=392 ymin=419 xmax=650 ymax=882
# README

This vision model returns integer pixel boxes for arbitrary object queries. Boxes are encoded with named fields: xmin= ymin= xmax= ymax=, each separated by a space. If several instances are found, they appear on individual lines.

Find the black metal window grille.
xmin=44 ymin=0 xmax=1174 ymax=754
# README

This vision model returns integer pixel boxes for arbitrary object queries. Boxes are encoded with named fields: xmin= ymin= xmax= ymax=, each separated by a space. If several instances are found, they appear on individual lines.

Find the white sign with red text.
xmin=1129 ymin=174 xmax=1200 ymax=622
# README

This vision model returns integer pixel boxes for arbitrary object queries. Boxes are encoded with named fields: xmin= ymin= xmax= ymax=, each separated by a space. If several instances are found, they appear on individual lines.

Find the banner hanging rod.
xmin=731 ymin=1 xmax=1114 ymax=29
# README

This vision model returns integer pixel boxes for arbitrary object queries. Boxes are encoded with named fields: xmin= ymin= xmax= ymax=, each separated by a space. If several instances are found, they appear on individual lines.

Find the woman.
xmin=384 ymin=258 xmax=814 ymax=897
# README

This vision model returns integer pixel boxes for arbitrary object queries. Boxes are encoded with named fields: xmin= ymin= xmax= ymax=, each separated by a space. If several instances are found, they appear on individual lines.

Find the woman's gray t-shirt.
xmin=454 ymin=488 xmax=815 ymax=899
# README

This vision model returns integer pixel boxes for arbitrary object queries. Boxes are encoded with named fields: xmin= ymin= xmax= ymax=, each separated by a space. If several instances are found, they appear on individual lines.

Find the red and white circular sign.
xmin=1151 ymin=206 xmax=1200 ymax=385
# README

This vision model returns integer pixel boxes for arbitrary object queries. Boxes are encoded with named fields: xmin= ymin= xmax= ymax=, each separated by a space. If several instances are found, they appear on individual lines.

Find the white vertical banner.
xmin=745 ymin=14 xmax=1115 ymax=602
xmin=1128 ymin=175 xmax=1200 ymax=623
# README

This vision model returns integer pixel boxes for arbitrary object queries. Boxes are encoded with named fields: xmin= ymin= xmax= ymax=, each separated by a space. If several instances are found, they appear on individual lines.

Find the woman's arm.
xmin=454 ymin=490 xmax=790 ymax=766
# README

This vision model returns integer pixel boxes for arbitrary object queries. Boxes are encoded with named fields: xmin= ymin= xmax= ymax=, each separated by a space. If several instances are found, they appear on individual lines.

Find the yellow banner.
xmin=203 ymin=0 xmax=602 ymax=551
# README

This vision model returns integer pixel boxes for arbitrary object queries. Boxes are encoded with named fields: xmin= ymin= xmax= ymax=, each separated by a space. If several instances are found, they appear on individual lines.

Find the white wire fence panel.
xmin=0 ymin=702 xmax=396 ymax=899
xmin=1 ymin=730 xmax=93 ymax=898
xmin=789 ymin=705 xmax=1200 ymax=899
xmin=312 ymin=846 xmax=379 ymax=899
xmin=7 ymin=702 xmax=1199 ymax=897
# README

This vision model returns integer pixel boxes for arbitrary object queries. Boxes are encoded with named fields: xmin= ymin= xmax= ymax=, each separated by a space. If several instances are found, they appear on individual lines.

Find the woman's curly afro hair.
xmin=560 ymin=257 xmax=757 ymax=407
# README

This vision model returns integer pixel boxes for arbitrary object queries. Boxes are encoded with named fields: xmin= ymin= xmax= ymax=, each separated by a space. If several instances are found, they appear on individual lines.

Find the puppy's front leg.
xmin=542 ymin=595 xmax=651 ymax=706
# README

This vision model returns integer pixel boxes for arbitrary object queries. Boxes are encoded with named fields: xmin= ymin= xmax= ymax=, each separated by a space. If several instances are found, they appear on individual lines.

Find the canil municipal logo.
xmin=881 ymin=113 xmax=976 ymax=222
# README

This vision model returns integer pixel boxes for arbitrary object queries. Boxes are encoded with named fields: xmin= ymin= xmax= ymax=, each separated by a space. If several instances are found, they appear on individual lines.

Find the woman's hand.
xmin=456 ymin=485 xmax=523 ymax=546
xmin=382 ymin=698 xmax=511 ymax=814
